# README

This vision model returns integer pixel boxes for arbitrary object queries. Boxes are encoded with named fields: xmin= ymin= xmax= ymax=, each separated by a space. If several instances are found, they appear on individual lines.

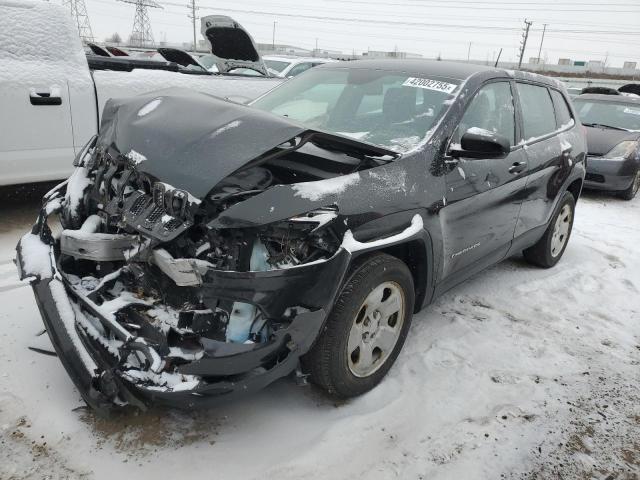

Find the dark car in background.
xmin=573 ymin=94 xmax=640 ymax=200
xmin=16 ymin=60 xmax=586 ymax=413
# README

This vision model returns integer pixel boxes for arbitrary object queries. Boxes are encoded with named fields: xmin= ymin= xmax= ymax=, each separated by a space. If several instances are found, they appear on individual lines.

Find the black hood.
xmin=584 ymin=125 xmax=640 ymax=156
xmin=157 ymin=48 xmax=203 ymax=70
xmin=98 ymin=88 xmax=306 ymax=199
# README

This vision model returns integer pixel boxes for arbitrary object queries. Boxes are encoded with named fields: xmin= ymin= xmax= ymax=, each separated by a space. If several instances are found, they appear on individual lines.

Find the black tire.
xmin=304 ymin=253 xmax=415 ymax=398
xmin=619 ymin=170 xmax=640 ymax=201
xmin=523 ymin=191 xmax=576 ymax=268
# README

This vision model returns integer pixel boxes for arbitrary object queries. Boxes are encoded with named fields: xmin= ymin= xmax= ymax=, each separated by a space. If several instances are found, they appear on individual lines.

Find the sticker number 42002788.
xmin=402 ymin=77 xmax=458 ymax=94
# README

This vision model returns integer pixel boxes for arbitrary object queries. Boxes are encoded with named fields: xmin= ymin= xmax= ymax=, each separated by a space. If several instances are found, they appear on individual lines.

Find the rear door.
xmin=440 ymin=80 xmax=528 ymax=282
xmin=513 ymin=83 xmax=576 ymax=237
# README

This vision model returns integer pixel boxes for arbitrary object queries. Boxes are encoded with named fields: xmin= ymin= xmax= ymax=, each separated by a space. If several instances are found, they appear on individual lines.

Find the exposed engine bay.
xmin=15 ymin=90 xmax=402 ymax=409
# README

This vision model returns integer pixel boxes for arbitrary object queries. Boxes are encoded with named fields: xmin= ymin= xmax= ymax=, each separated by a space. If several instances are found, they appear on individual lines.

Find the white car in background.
xmin=263 ymin=56 xmax=337 ymax=78
xmin=0 ymin=3 xmax=281 ymax=186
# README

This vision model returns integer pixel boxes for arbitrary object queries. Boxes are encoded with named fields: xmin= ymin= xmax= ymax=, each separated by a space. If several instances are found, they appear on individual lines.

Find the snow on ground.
xmin=0 ymin=184 xmax=638 ymax=480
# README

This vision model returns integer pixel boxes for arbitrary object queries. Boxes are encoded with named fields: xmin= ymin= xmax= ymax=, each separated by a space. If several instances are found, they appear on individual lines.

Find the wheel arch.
xmin=566 ymin=177 xmax=583 ymax=202
xmin=349 ymin=234 xmax=432 ymax=314
xmin=378 ymin=239 xmax=430 ymax=313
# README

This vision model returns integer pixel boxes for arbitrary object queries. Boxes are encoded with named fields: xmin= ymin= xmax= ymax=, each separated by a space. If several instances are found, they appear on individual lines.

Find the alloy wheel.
xmin=550 ymin=204 xmax=572 ymax=257
xmin=347 ymin=281 xmax=406 ymax=378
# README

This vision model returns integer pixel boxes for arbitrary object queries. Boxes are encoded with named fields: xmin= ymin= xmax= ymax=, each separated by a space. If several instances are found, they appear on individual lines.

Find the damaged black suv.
xmin=16 ymin=60 xmax=586 ymax=413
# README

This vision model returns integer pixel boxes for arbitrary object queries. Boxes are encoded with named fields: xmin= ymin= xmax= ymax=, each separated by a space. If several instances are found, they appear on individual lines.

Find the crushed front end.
xmin=15 ymin=137 xmax=354 ymax=413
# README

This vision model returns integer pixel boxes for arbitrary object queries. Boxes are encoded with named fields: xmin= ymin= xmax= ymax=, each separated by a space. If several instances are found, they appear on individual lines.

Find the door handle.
xmin=29 ymin=90 xmax=62 ymax=106
xmin=508 ymin=161 xmax=527 ymax=174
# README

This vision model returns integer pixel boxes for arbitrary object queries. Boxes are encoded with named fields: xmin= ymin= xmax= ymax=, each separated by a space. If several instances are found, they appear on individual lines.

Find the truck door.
xmin=439 ymin=81 xmax=528 ymax=284
xmin=0 ymin=1 xmax=93 ymax=186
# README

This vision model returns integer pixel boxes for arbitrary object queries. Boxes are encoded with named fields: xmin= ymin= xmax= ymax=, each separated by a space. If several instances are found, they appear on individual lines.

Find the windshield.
xmin=252 ymin=68 xmax=459 ymax=153
xmin=198 ymin=54 xmax=216 ymax=70
xmin=573 ymin=99 xmax=640 ymax=131
xmin=265 ymin=59 xmax=291 ymax=74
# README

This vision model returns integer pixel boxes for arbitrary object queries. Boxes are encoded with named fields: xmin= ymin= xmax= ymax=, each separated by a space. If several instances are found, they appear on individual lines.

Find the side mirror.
xmin=450 ymin=128 xmax=510 ymax=159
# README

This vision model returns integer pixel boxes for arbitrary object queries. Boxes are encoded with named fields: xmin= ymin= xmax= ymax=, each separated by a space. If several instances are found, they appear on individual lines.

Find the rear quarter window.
xmin=550 ymin=89 xmax=574 ymax=128
xmin=516 ymin=83 xmax=557 ymax=141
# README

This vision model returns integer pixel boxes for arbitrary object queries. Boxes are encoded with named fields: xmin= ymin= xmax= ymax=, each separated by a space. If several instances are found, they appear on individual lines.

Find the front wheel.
xmin=304 ymin=253 xmax=415 ymax=398
xmin=523 ymin=191 xmax=576 ymax=268
xmin=619 ymin=170 xmax=640 ymax=201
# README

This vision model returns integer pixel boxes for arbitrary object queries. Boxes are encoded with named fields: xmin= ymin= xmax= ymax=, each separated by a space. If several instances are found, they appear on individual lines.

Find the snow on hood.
xmin=98 ymin=88 xmax=306 ymax=199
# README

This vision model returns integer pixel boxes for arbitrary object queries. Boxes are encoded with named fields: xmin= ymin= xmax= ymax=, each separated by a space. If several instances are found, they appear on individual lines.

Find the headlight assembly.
xmin=603 ymin=140 xmax=638 ymax=160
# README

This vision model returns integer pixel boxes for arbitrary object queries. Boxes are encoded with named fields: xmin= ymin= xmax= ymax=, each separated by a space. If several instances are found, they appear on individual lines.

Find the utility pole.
xmin=537 ymin=23 xmax=547 ymax=65
xmin=187 ymin=0 xmax=198 ymax=52
xmin=315 ymin=37 xmax=318 ymax=56
xmin=494 ymin=47 xmax=503 ymax=67
xmin=467 ymin=42 xmax=471 ymax=62
xmin=272 ymin=21 xmax=276 ymax=50
xmin=518 ymin=19 xmax=533 ymax=69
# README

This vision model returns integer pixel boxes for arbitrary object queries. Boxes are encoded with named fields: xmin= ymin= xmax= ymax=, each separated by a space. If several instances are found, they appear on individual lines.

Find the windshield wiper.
xmin=582 ymin=122 xmax=629 ymax=131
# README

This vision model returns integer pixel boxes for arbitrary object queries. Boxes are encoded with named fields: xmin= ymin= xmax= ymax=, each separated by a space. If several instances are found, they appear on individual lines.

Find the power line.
xmin=153 ymin=2 xmax=640 ymax=36
xmin=320 ymin=0 xmax=640 ymax=11
xmin=195 ymin=0 xmax=640 ymax=29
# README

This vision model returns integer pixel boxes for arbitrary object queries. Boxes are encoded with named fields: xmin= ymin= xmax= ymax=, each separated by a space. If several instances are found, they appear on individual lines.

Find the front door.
xmin=439 ymin=81 xmax=528 ymax=283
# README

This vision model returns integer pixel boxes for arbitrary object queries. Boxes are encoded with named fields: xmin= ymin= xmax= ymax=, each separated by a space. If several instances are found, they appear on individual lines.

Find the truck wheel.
xmin=523 ymin=191 xmax=575 ymax=268
xmin=304 ymin=253 xmax=415 ymax=398
xmin=619 ymin=170 xmax=640 ymax=201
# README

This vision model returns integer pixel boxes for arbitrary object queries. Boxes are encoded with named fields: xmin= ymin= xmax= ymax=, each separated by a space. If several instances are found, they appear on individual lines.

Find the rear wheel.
xmin=523 ymin=191 xmax=575 ymax=268
xmin=619 ymin=170 xmax=640 ymax=201
xmin=304 ymin=253 xmax=414 ymax=398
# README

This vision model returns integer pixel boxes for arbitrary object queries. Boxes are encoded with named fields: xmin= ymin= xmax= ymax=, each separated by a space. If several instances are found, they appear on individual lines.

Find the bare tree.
xmin=106 ymin=32 xmax=122 ymax=44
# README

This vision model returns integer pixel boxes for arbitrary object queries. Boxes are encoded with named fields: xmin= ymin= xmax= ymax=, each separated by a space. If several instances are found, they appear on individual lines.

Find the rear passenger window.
xmin=550 ymin=89 xmax=574 ymax=128
xmin=516 ymin=83 xmax=557 ymax=140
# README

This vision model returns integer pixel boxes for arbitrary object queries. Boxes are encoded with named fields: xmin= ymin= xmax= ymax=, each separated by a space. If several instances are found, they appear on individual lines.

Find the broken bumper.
xmin=16 ymin=204 xmax=351 ymax=413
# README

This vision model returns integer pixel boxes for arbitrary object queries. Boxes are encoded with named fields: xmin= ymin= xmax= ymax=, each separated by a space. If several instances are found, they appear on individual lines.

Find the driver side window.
xmin=452 ymin=82 xmax=516 ymax=146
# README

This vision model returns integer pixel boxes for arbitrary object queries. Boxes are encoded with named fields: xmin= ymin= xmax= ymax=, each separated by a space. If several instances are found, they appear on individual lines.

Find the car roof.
xmin=314 ymin=59 xmax=560 ymax=85
xmin=575 ymin=93 xmax=640 ymax=105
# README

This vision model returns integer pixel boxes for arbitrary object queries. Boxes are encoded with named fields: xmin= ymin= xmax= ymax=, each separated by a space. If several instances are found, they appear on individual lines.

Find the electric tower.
xmin=119 ymin=0 xmax=162 ymax=47
xmin=62 ymin=0 xmax=94 ymax=44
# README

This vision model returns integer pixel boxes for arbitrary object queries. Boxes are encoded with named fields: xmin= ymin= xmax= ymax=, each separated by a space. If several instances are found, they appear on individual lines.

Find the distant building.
xmin=256 ymin=43 xmax=313 ymax=56
xmin=623 ymin=61 xmax=638 ymax=70
xmin=362 ymin=50 xmax=423 ymax=59
xmin=558 ymin=58 xmax=571 ymax=65
xmin=312 ymin=48 xmax=343 ymax=58
xmin=587 ymin=60 xmax=604 ymax=69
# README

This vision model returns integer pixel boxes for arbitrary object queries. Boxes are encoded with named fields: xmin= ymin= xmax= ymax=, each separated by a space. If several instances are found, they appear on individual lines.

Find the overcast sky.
xmin=62 ymin=0 xmax=640 ymax=67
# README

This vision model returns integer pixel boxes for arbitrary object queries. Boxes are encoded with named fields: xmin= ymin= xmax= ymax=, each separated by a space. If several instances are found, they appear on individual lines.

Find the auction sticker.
xmin=402 ymin=77 xmax=458 ymax=94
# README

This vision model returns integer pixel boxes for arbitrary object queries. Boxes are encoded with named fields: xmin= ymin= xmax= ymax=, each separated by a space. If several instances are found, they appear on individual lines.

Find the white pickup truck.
xmin=0 ymin=0 xmax=282 ymax=186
